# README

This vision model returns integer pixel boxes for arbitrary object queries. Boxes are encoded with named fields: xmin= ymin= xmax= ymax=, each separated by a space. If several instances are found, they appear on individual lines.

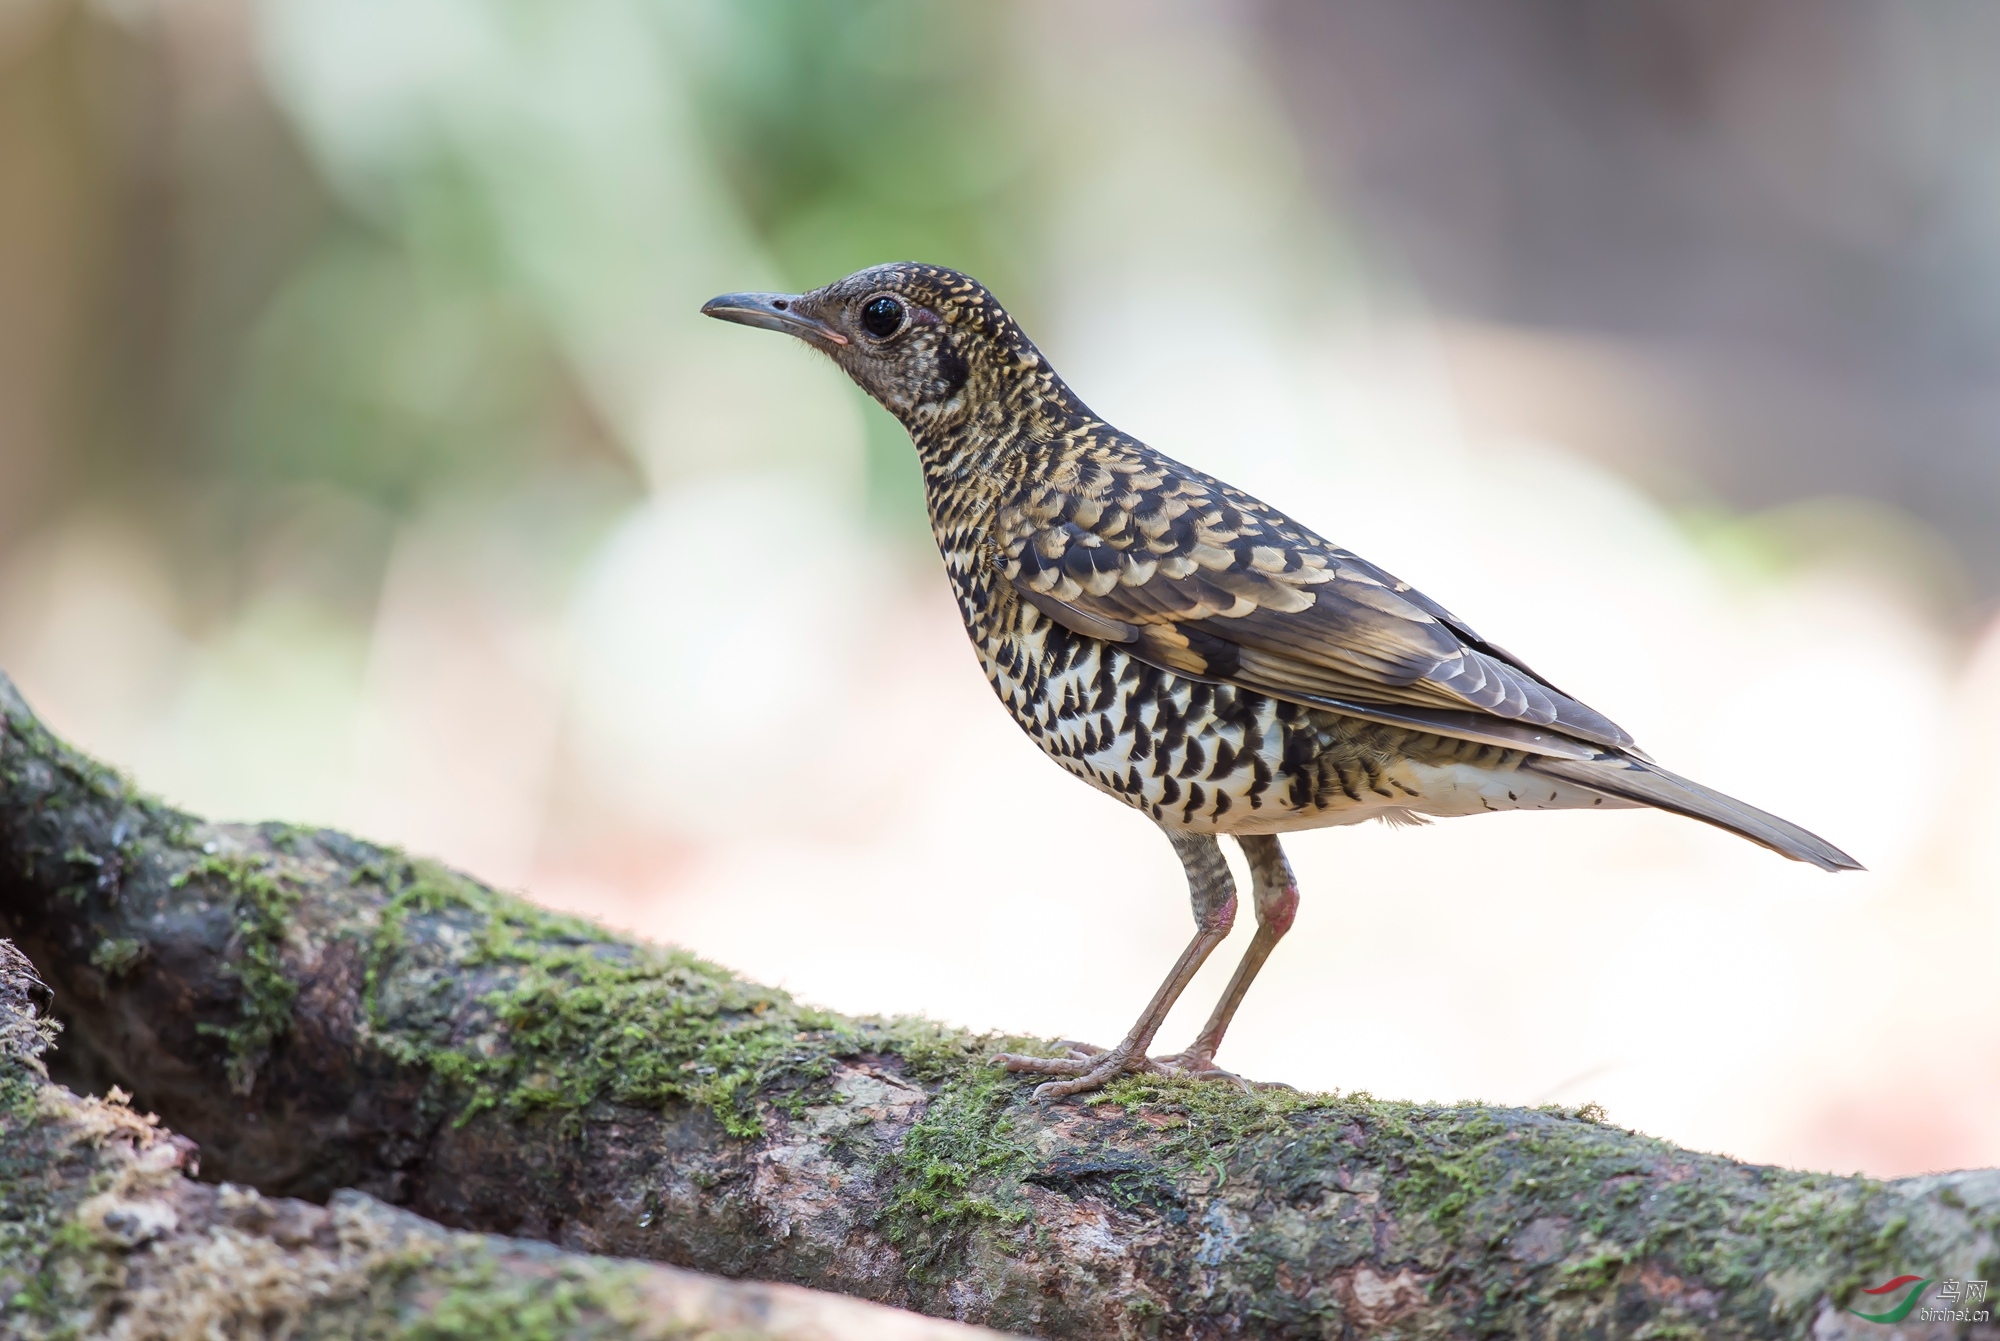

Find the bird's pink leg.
xmin=994 ymin=830 xmax=1236 ymax=1099
xmin=1154 ymin=834 xmax=1298 ymax=1081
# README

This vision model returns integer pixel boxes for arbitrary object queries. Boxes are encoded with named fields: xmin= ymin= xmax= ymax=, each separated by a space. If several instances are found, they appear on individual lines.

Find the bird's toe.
xmin=1149 ymin=1053 xmax=1296 ymax=1091
xmin=1151 ymin=1052 xmax=1242 ymax=1085
xmin=992 ymin=1039 xmax=1119 ymax=1075
xmin=1056 ymin=1039 xmax=1109 ymax=1059
xmin=991 ymin=1051 xmax=1091 ymax=1077
xmin=1025 ymin=1046 xmax=1151 ymax=1100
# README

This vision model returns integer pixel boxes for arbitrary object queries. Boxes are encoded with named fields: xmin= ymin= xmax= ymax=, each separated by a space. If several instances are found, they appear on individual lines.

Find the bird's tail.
xmin=1522 ymin=754 xmax=1863 ymax=872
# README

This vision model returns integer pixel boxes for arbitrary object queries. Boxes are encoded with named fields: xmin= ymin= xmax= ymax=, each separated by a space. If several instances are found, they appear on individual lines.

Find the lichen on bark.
xmin=3 ymin=670 xmax=1997 ymax=1340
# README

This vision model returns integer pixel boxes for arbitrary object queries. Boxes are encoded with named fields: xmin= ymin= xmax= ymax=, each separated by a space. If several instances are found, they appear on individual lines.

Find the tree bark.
xmin=0 ymin=942 xmax=1014 ymax=1341
xmin=2 ymin=670 xmax=1996 ymax=1340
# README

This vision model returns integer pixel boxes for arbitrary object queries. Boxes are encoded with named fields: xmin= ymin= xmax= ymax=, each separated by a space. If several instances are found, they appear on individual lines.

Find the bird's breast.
xmin=950 ymin=577 xmax=1623 ymax=835
xmin=955 ymin=586 xmax=1326 ymax=830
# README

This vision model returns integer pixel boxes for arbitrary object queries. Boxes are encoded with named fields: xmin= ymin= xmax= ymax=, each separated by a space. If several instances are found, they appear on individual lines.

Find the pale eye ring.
xmin=860 ymin=294 xmax=905 ymax=339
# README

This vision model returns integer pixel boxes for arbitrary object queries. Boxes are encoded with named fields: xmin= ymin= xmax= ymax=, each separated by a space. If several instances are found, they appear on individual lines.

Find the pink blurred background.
xmin=2 ymin=0 xmax=1994 ymax=1178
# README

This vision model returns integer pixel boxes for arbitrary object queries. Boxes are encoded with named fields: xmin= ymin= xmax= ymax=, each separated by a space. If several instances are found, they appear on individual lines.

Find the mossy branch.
xmin=2 ymin=671 xmax=1996 ymax=1340
xmin=0 ymin=941 xmax=1013 ymax=1340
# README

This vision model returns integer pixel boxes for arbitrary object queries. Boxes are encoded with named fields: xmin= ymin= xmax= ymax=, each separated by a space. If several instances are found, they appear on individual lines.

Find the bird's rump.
xmin=1004 ymin=446 xmax=1637 ymax=758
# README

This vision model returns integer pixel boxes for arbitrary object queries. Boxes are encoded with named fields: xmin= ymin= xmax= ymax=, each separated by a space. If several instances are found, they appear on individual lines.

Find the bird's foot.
xmin=992 ymin=1041 xmax=1297 ymax=1099
xmin=1145 ymin=1052 xmax=1297 ymax=1091
xmin=988 ymin=1040 xmax=1104 ymax=1073
xmin=1148 ymin=1050 xmax=1244 ymax=1085
xmin=1152 ymin=1050 xmax=1299 ymax=1092
xmin=991 ymin=1041 xmax=1157 ymax=1099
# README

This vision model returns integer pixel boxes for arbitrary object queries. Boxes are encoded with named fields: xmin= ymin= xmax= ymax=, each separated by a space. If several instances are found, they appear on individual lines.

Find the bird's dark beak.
xmin=699 ymin=292 xmax=849 ymax=346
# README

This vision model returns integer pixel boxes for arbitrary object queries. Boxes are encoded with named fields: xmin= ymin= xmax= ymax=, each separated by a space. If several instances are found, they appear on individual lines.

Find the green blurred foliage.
xmin=696 ymin=0 xmax=1040 ymax=296
xmin=692 ymin=0 xmax=1048 ymax=534
xmin=224 ymin=234 xmax=589 ymax=508
xmin=1 ymin=0 xmax=1047 ymax=628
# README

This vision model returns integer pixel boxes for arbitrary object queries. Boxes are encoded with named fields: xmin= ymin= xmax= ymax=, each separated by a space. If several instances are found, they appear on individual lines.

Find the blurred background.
xmin=2 ymin=0 xmax=1995 ymax=1179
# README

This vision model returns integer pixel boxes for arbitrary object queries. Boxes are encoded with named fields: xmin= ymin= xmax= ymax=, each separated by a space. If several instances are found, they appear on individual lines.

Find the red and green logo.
xmin=1846 ymin=1276 xmax=1931 ymax=1324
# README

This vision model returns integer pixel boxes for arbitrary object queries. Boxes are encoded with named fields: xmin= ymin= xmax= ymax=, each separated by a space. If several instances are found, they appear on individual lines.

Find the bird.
xmin=701 ymin=264 xmax=1861 ymax=1099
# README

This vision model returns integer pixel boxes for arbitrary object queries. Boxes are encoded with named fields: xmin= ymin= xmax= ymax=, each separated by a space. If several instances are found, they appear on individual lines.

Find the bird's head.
xmin=701 ymin=263 xmax=1062 ymax=435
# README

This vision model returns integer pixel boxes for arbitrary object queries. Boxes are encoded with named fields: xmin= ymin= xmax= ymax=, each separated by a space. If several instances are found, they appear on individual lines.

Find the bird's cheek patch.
xmin=935 ymin=340 xmax=969 ymax=399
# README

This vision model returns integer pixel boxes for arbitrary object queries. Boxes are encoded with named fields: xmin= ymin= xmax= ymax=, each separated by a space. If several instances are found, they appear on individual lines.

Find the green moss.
xmin=56 ymin=849 xmax=103 ymax=906
xmin=172 ymin=853 xmax=301 ymax=1094
xmin=1 ymin=1157 xmax=670 ymax=1341
xmin=1098 ymin=1073 xmax=1340 ymax=1184
xmin=0 ymin=1070 xmax=40 ymax=1120
xmin=880 ymin=1064 xmax=1036 ymax=1273
xmin=350 ymin=852 xmax=1087 ymax=1278
xmin=2 ymin=691 xmax=196 ymax=877
xmin=2 ymin=953 xmax=103 ymax=1335
xmin=87 ymin=939 xmax=143 ymax=978
xmin=358 ymin=857 xmax=850 ymax=1137
xmin=0 ymin=707 xmax=125 ymax=809
xmin=395 ymin=1250 xmax=659 ymax=1341
xmin=1375 ymin=1106 xmax=1520 ymax=1237
xmin=261 ymin=821 xmax=316 ymax=855
xmin=355 ymin=854 xmax=1056 ymax=1145
xmin=1555 ymin=1244 xmax=1630 ymax=1294
xmin=0 ymin=1095 xmax=119 ymax=1336
xmin=1632 ymin=1322 xmax=1707 ymax=1341
xmin=865 ymin=1015 xmax=997 ymax=1084
xmin=1696 ymin=1170 xmax=1908 ymax=1311
xmin=1279 ymin=1099 xmax=1924 ymax=1330
xmin=1093 ymin=1077 xmax=1551 ymax=1245
xmin=5 ymin=1222 xmax=101 ymax=1334
xmin=1475 ymin=1141 xmax=1912 ymax=1321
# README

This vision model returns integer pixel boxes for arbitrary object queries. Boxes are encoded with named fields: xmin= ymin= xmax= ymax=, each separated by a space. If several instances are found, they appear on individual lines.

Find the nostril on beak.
xmin=700 ymin=291 xmax=843 ymax=343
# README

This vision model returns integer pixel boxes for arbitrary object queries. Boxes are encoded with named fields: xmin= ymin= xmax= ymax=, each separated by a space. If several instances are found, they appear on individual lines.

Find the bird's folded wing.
xmin=1007 ymin=504 xmax=1636 ymax=756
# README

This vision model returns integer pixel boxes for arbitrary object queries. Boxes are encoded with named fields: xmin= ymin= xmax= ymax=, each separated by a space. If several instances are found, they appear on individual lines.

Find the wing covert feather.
xmin=1002 ymin=455 xmax=1635 ymax=754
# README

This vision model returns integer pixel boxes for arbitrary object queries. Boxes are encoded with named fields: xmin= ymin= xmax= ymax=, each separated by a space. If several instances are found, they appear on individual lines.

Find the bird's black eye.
xmin=860 ymin=295 xmax=905 ymax=338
